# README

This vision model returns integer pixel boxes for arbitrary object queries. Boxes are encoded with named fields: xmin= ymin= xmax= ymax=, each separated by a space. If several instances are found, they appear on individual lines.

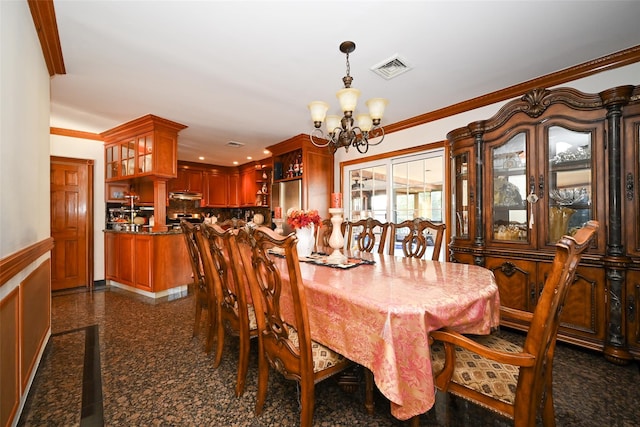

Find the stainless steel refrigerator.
xmin=272 ymin=179 xmax=302 ymax=235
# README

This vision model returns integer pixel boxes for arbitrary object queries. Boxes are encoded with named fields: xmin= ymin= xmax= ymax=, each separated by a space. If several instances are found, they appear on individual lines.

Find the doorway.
xmin=50 ymin=156 xmax=94 ymax=290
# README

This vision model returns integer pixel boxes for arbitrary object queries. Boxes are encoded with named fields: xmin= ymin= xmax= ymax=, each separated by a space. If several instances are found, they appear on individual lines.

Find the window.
xmin=343 ymin=148 xmax=446 ymax=259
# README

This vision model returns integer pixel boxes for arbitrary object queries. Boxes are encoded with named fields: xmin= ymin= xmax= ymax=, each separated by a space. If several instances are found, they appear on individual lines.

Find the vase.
xmin=295 ymin=225 xmax=315 ymax=258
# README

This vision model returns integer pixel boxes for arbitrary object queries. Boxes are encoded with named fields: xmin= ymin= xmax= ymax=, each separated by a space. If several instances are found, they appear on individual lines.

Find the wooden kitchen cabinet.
xmin=267 ymin=134 xmax=333 ymax=216
xmin=102 ymin=115 xmax=186 ymax=182
xmin=449 ymin=85 xmax=640 ymax=363
xmin=203 ymin=170 xmax=228 ymax=207
xmin=169 ymin=166 xmax=203 ymax=193
xmin=227 ymin=172 xmax=240 ymax=207
xmin=104 ymin=231 xmax=192 ymax=294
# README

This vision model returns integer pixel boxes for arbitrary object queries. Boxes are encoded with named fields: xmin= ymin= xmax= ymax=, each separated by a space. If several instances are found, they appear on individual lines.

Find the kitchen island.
xmin=104 ymin=229 xmax=192 ymax=298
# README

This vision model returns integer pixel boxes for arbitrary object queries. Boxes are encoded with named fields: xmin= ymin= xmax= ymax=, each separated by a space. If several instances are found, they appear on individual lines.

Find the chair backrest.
xmin=389 ymin=218 xmax=446 ymax=260
xmin=198 ymin=223 xmax=252 ymax=333
xmin=515 ymin=220 xmax=598 ymax=424
xmin=180 ymin=220 xmax=205 ymax=291
xmin=235 ymin=225 xmax=314 ymax=379
xmin=219 ymin=218 xmax=247 ymax=230
xmin=346 ymin=218 xmax=389 ymax=254
xmin=315 ymin=218 xmax=347 ymax=253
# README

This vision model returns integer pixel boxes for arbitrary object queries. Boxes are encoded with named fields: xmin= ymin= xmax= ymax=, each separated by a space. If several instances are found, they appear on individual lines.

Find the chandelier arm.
xmin=365 ymin=126 xmax=385 ymax=146
xmin=310 ymin=128 xmax=332 ymax=148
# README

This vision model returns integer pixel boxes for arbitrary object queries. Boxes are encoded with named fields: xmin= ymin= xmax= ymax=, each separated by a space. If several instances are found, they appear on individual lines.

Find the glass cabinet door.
xmin=546 ymin=125 xmax=592 ymax=244
xmin=120 ymin=139 xmax=136 ymax=177
xmin=137 ymin=134 xmax=153 ymax=174
xmin=453 ymin=152 xmax=470 ymax=238
xmin=490 ymin=132 xmax=528 ymax=243
xmin=105 ymin=145 xmax=120 ymax=180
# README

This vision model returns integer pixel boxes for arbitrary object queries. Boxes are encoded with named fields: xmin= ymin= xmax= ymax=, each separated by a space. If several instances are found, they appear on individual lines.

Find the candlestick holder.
xmin=326 ymin=208 xmax=347 ymax=264
xmin=273 ymin=218 xmax=285 ymax=235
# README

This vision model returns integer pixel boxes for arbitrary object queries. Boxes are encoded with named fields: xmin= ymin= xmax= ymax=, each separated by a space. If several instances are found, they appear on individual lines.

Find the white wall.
xmin=50 ymin=135 xmax=106 ymax=281
xmin=333 ymin=62 xmax=640 ymax=188
xmin=0 ymin=0 xmax=52 ymax=297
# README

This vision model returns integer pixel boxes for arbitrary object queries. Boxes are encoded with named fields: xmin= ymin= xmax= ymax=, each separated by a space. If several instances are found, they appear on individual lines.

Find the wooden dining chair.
xmin=428 ymin=220 xmax=599 ymax=427
xmin=346 ymin=217 xmax=389 ymax=254
xmin=197 ymin=222 xmax=258 ymax=397
xmin=235 ymin=225 xmax=353 ymax=427
xmin=218 ymin=217 xmax=247 ymax=230
xmin=389 ymin=218 xmax=446 ymax=260
xmin=180 ymin=220 xmax=215 ymax=352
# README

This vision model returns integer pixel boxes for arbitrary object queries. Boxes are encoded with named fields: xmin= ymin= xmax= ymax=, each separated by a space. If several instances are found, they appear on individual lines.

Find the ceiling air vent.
xmin=371 ymin=54 xmax=412 ymax=80
xmin=226 ymin=141 xmax=245 ymax=148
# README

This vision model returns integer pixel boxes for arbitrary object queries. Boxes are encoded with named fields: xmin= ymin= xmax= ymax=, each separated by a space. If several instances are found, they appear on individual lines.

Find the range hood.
xmin=169 ymin=191 xmax=202 ymax=201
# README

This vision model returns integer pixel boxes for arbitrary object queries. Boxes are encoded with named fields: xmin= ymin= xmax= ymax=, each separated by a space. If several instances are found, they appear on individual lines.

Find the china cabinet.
xmin=449 ymin=85 xmax=640 ymax=364
xmin=623 ymin=101 xmax=640 ymax=356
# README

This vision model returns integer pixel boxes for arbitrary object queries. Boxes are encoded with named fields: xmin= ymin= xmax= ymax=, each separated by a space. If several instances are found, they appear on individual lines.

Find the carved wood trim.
xmin=50 ymin=127 xmax=103 ymax=141
xmin=447 ymin=86 xmax=615 ymax=142
xmin=28 ymin=0 xmax=65 ymax=76
xmin=0 ymin=238 xmax=55 ymax=287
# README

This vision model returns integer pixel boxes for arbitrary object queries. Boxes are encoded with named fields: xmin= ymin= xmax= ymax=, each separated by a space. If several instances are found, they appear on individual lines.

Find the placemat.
xmin=268 ymin=250 xmax=375 ymax=269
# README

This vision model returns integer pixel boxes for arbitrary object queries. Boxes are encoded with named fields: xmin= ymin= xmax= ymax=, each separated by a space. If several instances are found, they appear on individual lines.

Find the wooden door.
xmin=50 ymin=157 xmax=93 ymax=290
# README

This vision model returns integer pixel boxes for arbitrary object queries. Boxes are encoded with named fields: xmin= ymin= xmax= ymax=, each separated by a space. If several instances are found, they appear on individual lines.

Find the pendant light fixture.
xmin=308 ymin=41 xmax=388 ymax=154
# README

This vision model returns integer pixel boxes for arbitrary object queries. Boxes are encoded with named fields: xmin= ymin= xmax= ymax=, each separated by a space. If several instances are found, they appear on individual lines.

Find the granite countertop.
xmin=103 ymin=228 xmax=183 ymax=235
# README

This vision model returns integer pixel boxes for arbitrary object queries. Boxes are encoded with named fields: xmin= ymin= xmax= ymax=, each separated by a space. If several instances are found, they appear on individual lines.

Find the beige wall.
xmin=1 ymin=1 xmax=53 ymax=426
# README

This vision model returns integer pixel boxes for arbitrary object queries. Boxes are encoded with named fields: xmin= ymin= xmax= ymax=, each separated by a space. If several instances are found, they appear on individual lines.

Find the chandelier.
xmin=308 ymin=41 xmax=388 ymax=154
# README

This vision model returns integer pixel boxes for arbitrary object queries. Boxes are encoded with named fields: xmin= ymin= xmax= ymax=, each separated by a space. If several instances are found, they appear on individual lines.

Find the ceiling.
xmin=49 ymin=1 xmax=640 ymax=166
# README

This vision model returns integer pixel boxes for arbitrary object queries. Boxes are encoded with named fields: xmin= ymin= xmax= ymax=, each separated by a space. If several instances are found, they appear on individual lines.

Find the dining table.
xmin=271 ymin=251 xmax=500 ymax=422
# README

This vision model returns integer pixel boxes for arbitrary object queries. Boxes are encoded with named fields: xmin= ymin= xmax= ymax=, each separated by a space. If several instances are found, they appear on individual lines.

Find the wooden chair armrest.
xmin=500 ymin=306 xmax=534 ymax=323
xmin=430 ymin=328 xmax=536 ymax=367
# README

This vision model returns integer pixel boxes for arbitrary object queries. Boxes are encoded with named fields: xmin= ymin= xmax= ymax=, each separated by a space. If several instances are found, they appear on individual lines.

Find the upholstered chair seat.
xmin=287 ymin=326 xmax=349 ymax=373
xmin=431 ymin=334 xmax=522 ymax=407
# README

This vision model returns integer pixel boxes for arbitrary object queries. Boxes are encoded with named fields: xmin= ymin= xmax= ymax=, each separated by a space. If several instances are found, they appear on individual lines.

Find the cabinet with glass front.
xmin=449 ymin=85 xmax=640 ymax=364
xmin=102 ymin=115 xmax=186 ymax=182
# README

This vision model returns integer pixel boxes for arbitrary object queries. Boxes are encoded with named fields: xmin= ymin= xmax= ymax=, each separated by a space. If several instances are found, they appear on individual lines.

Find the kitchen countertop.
xmin=103 ymin=229 xmax=183 ymax=235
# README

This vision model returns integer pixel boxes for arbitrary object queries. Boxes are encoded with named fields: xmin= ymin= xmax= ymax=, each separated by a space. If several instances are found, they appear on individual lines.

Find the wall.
xmin=0 ymin=1 xmax=53 ymax=426
xmin=50 ymin=134 xmax=106 ymax=281
xmin=333 ymin=62 xmax=640 ymax=186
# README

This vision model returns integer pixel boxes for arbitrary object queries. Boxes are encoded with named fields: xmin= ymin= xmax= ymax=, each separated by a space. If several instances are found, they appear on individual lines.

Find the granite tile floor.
xmin=18 ymin=285 xmax=640 ymax=427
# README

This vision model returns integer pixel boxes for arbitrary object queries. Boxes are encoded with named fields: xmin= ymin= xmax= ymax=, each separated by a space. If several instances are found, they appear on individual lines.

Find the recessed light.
xmin=198 ymin=156 xmax=205 ymax=161
xmin=263 ymin=150 xmax=270 ymax=155
xmin=247 ymin=156 xmax=253 ymax=160
xmin=233 ymin=161 xmax=239 ymax=165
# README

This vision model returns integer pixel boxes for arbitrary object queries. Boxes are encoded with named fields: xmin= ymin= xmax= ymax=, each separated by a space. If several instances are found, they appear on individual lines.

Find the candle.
xmin=274 ymin=206 xmax=282 ymax=219
xmin=331 ymin=193 xmax=342 ymax=208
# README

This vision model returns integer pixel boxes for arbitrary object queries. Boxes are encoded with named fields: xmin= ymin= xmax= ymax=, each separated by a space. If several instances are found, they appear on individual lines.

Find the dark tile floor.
xmin=18 ymin=286 xmax=640 ymax=426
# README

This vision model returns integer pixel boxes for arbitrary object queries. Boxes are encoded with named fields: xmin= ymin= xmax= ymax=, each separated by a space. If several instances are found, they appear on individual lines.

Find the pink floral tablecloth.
xmin=273 ymin=253 xmax=500 ymax=421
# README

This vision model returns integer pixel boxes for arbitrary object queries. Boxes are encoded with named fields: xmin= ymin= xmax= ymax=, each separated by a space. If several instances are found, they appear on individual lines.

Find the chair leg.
xmin=408 ymin=415 xmax=420 ymax=427
xmin=299 ymin=380 xmax=315 ymax=427
xmin=193 ymin=298 xmax=202 ymax=337
xmin=235 ymin=335 xmax=250 ymax=397
xmin=541 ymin=372 xmax=557 ymax=427
xmin=364 ymin=368 xmax=375 ymax=415
xmin=255 ymin=352 xmax=269 ymax=416
xmin=213 ymin=318 xmax=225 ymax=368
xmin=204 ymin=307 xmax=216 ymax=353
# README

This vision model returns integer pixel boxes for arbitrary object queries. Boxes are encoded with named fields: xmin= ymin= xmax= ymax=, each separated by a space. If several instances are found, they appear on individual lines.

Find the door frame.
xmin=50 ymin=156 xmax=94 ymax=290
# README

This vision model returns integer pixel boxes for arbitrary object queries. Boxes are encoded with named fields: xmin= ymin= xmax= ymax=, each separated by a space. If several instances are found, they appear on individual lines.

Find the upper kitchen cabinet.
xmin=168 ymin=163 xmax=204 ymax=193
xmin=267 ymin=134 xmax=333 ymax=217
xmin=238 ymin=162 xmax=272 ymax=207
xmin=101 ymin=114 xmax=187 ymax=182
xmin=449 ymin=85 xmax=640 ymax=365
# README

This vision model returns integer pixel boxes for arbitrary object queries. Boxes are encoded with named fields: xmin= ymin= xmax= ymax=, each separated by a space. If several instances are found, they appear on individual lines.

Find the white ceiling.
xmin=50 ymin=1 xmax=640 ymax=166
